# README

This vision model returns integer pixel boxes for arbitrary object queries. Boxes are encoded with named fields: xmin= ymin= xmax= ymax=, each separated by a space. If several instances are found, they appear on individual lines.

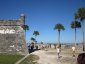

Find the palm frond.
xmin=75 ymin=7 xmax=85 ymax=21
xmin=71 ymin=21 xmax=81 ymax=29
xmin=33 ymin=31 xmax=39 ymax=36
xmin=31 ymin=37 xmax=36 ymax=41
xmin=54 ymin=23 xmax=65 ymax=31
xmin=21 ymin=25 xmax=29 ymax=30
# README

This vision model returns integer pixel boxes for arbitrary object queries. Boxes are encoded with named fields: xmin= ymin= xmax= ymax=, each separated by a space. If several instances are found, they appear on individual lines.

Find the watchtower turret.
xmin=19 ymin=14 xmax=25 ymax=25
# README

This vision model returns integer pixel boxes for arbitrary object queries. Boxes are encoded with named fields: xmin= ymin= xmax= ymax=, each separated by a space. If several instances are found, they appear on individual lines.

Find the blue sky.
xmin=0 ymin=0 xmax=85 ymax=43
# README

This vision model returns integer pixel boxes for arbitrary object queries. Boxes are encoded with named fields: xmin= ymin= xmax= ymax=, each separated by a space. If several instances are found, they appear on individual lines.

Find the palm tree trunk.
xmin=82 ymin=21 xmax=85 ymax=51
xmin=25 ymin=30 xmax=26 ymax=42
xmin=35 ymin=35 xmax=36 ymax=41
xmin=58 ymin=30 xmax=60 ymax=45
xmin=75 ymin=28 xmax=77 ymax=47
xmin=34 ymin=35 xmax=37 ymax=48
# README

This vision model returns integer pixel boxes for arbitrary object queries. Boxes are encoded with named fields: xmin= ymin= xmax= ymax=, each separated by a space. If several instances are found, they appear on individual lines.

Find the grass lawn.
xmin=20 ymin=54 xmax=39 ymax=64
xmin=0 ymin=53 xmax=24 ymax=64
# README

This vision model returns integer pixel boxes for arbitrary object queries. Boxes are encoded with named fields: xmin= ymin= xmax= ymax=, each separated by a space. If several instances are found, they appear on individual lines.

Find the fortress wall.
xmin=0 ymin=15 xmax=28 ymax=54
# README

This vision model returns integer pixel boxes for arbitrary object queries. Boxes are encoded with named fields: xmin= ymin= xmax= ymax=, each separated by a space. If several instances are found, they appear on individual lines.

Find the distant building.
xmin=0 ymin=14 xmax=28 ymax=54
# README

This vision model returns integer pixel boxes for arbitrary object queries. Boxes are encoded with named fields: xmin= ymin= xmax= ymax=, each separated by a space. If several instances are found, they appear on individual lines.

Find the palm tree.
xmin=71 ymin=20 xmax=81 ymax=46
xmin=75 ymin=7 xmax=85 ymax=51
xmin=54 ymin=23 xmax=65 ymax=45
xmin=33 ymin=31 xmax=39 ymax=41
xmin=22 ymin=25 xmax=29 ymax=37
xmin=22 ymin=25 xmax=29 ymax=30
xmin=31 ymin=37 xmax=36 ymax=42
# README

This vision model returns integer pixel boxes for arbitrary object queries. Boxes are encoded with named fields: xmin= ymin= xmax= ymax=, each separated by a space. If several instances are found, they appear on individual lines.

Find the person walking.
xmin=72 ymin=46 xmax=76 ymax=57
xmin=57 ymin=46 xmax=60 ymax=58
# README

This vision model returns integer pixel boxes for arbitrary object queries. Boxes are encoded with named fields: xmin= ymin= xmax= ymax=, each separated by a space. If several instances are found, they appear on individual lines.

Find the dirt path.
xmin=32 ymin=50 xmax=61 ymax=64
xmin=32 ymin=50 xmax=77 ymax=64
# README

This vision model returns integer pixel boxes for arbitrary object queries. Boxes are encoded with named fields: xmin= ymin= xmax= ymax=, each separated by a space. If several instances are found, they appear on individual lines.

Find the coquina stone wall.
xmin=0 ymin=15 xmax=28 ymax=54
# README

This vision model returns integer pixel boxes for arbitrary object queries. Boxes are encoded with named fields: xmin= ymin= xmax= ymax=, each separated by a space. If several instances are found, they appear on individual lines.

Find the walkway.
xmin=32 ymin=50 xmax=77 ymax=64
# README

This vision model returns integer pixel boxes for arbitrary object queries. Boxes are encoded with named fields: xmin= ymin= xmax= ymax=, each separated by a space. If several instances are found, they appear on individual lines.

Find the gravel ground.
xmin=31 ymin=50 xmax=77 ymax=64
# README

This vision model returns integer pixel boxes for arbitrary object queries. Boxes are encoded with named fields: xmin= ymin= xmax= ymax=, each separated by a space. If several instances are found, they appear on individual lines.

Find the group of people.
xmin=57 ymin=44 xmax=76 ymax=58
xmin=28 ymin=43 xmax=85 ymax=64
xmin=28 ymin=42 xmax=39 ymax=53
xmin=28 ymin=42 xmax=34 ymax=53
xmin=57 ymin=44 xmax=85 ymax=64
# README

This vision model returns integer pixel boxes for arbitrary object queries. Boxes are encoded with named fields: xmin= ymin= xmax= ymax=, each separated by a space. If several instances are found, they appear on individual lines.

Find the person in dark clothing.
xmin=77 ymin=53 xmax=85 ymax=64
xmin=31 ymin=45 xmax=34 ymax=52
xmin=28 ymin=45 xmax=31 ymax=53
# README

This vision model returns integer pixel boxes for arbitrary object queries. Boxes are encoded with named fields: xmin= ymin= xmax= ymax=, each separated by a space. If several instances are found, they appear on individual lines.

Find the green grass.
xmin=20 ymin=54 xmax=39 ymax=64
xmin=0 ymin=53 xmax=24 ymax=64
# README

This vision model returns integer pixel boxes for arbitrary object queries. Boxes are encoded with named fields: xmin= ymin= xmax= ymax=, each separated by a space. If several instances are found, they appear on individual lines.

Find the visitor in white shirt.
xmin=72 ymin=46 xmax=76 ymax=57
xmin=57 ymin=47 xmax=60 ymax=58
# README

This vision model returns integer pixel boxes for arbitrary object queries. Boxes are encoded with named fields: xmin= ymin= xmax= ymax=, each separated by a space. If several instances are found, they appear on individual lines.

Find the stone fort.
xmin=0 ymin=14 xmax=28 ymax=54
